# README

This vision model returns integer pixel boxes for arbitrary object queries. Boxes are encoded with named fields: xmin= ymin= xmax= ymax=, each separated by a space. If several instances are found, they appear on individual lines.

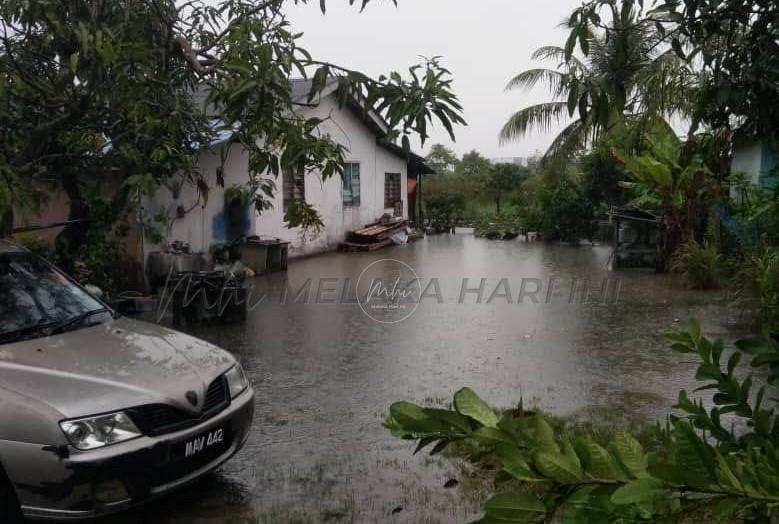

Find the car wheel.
xmin=0 ymin=465 xmax=23 ymax=524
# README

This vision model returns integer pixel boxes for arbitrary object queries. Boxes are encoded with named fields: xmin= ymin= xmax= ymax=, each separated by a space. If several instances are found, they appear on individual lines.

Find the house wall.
xmin=760 ymin=142 xmax=779 ymax=189
xmin=142 ymin=145 xmax=252 ymax=263
xmin=144 ymin=93 xmax=408 ymax=262
xmin=732 ymin=142 xmax=763 ymax=186
xmin=732 ymin=140 xmax=779 ymax=189
xmin=251 ymin=95 xmax=408 ymax=258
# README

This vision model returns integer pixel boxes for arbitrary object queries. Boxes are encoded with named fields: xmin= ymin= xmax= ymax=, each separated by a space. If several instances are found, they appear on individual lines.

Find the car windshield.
xmin=0 ymin=253 xmax=109 ymax=343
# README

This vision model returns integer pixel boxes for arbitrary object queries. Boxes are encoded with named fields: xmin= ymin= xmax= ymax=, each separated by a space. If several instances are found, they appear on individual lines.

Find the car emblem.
xmin=185 ymin=391 xmax=198 ymax=406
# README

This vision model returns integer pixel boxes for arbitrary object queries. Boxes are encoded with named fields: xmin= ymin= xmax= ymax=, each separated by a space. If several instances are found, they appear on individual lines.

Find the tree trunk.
xmin=656 ymin=212 xmax=681 ymax=273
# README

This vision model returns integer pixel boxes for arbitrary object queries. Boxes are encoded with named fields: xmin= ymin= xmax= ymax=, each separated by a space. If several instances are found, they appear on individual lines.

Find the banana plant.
xmin=385 ymin=322 xmax=779 ymax=523
xmin=613 ymin=120 xmax=717 ymax=272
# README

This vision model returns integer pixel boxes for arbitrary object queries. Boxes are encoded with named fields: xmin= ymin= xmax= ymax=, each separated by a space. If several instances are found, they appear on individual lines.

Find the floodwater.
xmin=117 ymin=232 xmax=750 ymax=524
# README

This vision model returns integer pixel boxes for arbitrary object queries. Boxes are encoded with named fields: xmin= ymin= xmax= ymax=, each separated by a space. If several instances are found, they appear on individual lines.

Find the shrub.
xmin=735 ymin=250 xmax=779 ymax=332
xmin=670 ymin=239 xmax=722 ymax=289
xmin=537 ymin=175 xmax=593 ymax=243
xmin=474 ymin=212 xmax=522 ymax=240
xmin=425 ymin=190 xmax=466 ymax=225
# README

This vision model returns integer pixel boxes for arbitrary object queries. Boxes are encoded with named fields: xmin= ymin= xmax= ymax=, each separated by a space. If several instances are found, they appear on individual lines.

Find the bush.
xmin=537 ymin=174 xmax=593 ymax=242
xmin=727 ymin=175 xmax=779 ymax=253
xmin=670 ymin=239 xmax=722 ymax=289
xmin=735 ymin=250 xmax=779 ymax=332
xmin=474 ymin=212 xmax=522 ymax=240
xmin=424 ymin=190 xmax=467 ymax=225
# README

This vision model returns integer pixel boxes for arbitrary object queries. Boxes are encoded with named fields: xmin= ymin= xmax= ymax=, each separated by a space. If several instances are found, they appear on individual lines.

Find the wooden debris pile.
xmin=338 ymin=219 xmax=409 ymax=252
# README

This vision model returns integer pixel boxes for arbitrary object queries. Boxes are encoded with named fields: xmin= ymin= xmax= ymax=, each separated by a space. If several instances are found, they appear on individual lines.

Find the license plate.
xmin=181 ymin=427 xmax=227 ymax=459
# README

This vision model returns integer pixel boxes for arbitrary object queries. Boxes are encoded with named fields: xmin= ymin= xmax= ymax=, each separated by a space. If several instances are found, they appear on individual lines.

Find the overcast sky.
xmin=285 ymin=0 xmax=582 ymax=159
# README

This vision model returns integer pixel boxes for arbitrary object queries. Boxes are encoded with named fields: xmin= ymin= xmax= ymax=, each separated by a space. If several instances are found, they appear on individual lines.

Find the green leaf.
xmin=496 ymin=443 xmax=545 ymax=482
xmin=535 ymin=449 xmax=583 ymax=483
xmin=422 ymin=408 xmax=471 ymax=432
xmin=484 ymin=492 xmax=547 ymax=521
xmin=581 ymin=439 xmax=621 ymax=481
xmin=471 ymin=427 xmax=514 ymax=446
xmin=529 ymin=416 xmax=559 ymax=453
xmin=454 ymin=388 xmax=499 ymax=427
xmin=613 ymin=431 xmax=647 ymax=476
xmin=68 ymin=52 xmax=79 ymax=73
xmin=388 ymin=402 xmax=447 ymax=434
xmin=611 ymin=478 xmax=669 ymax=505
xmin=727 ymin=352 xmax=742 ymax=376
xmin=735 ymin=339 xmax=773 ymax=355
xmin=672 ymin=422 xmax=716 ymax=487
xmin=713 ymin=496 xmax=742 ymax=518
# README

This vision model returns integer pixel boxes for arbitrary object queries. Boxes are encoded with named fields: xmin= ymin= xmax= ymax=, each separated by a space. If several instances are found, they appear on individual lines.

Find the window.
xmin=342 ymin=162 xmax=361 ymax=207
xmin=384 ymin=173 xmax=401 ymax=209
xmin=283 ymin=169 xmax=306 ymax=212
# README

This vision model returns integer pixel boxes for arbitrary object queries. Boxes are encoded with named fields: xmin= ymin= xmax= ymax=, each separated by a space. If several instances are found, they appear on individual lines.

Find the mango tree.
xmin=0 ymin=0 xmax=464 ymax=273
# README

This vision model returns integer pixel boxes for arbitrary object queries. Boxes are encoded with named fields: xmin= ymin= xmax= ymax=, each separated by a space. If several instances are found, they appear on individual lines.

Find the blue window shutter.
xmin=352 ymin=164 xmax=360 ymax=207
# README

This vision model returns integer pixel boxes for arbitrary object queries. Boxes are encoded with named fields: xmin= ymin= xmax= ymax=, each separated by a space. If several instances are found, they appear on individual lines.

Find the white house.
xmin=144 ymin=79 xmax=430 ymax=262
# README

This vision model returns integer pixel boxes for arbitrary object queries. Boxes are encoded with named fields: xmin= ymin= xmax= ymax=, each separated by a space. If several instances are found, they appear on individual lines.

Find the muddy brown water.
xmin=115 ymin=233 xmax=750 ymax=524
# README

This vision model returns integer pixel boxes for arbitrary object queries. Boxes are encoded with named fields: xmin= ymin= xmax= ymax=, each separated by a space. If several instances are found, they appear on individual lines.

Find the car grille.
xmin=127 ymin=376 xmax=230 ymax=436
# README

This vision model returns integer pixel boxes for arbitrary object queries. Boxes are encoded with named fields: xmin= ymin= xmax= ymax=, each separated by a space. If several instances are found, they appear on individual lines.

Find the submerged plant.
xmin=670 ymin=239 xmax=722 ymax=290
xmin=474 ymin=213 xmax=522 ymax=240
xmin=385 ymin=321 xmax=779 ymax=523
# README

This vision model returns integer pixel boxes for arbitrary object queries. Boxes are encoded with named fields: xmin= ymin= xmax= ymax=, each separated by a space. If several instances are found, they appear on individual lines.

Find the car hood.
xmin=0 ymin=317 xmax=235 ymax=419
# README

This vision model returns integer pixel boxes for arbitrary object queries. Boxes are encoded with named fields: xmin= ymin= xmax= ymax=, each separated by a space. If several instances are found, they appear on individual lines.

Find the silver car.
xmin=0 ymin=241 xmax=254 ymax=521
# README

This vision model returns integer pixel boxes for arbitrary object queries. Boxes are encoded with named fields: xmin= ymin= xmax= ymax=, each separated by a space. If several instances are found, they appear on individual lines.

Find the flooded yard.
xmin=117 ymin=233 xmax=749 ymax=524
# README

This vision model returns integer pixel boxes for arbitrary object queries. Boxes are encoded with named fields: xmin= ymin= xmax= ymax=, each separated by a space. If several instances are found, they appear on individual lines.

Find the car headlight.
xmin=224 ymin=363 xmax=249 ymax=399
xmin=60 ymin=412 xmax=141 ymax=450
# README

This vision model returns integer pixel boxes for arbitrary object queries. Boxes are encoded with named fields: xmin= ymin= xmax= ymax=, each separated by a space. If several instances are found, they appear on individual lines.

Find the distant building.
xmin=489 ymin=153 xmax=541 ymax=168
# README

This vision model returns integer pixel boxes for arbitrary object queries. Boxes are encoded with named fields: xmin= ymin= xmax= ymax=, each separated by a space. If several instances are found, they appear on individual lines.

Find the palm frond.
xmin=531 ymin=46 xmax=587 ymax=71
xmin=499 ymin=102 xmax=569 ymax=144
xmin=542 ymin=119 xmax=588 ymax=165
xmin=506 ymin=69 xmax=566 ymax=96
xmin=634 ymin=50 xmax=697 ymax=117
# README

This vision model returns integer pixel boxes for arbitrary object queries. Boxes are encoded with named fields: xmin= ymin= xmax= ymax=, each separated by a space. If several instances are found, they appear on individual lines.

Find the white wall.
xmin=144 ymin=93 xmax=409 ymax=261
xmin=252 ymin=95 xmax=408 ymax=258
xmin=142 ymin=145 xmax=251 ymax=263
xmin=732 ymin=141 xmax=763 ymax=186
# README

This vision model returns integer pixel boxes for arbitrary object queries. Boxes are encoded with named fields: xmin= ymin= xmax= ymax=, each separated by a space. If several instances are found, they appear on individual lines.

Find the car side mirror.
xmin=84 ymin=284 xmax=105 ymax=299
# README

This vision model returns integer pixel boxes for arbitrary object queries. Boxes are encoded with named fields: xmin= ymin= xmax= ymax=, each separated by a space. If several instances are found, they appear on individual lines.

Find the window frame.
xmin=342 ymin=162 xmax=361 ymax=208
xmin=282 ymin=169 xmax=306 ymax=212
xmin=384 ymin=172 xmax=402 ymax=209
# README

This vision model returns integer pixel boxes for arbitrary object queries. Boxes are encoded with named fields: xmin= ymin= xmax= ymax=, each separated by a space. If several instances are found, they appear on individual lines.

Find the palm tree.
xmin=500 ymin=1 xmax=695 ymax=163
